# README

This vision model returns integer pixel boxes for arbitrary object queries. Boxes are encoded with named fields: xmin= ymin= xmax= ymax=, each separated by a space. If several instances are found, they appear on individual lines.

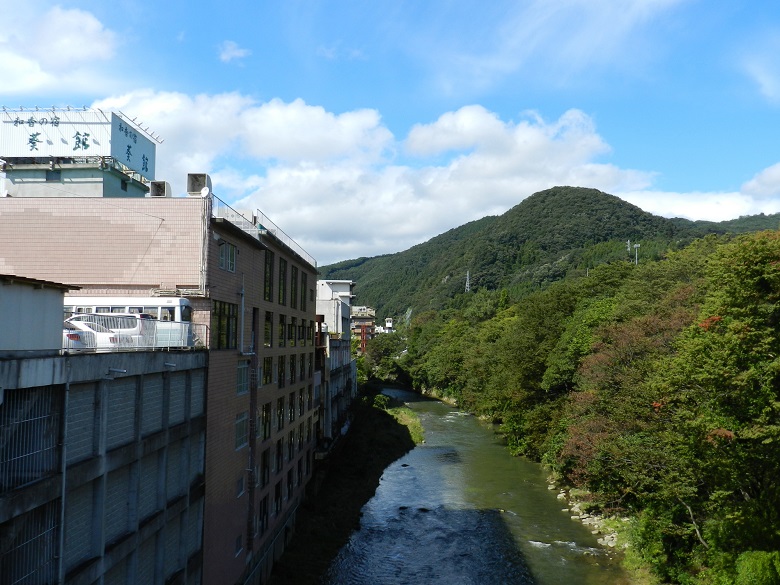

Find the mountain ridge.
xmin=320 ymin=186 xmax=780 ymax=317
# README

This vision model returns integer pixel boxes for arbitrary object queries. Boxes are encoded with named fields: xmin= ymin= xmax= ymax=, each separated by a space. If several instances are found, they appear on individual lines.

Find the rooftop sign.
xmin=0 ymin=108 xmax=157 ymax=181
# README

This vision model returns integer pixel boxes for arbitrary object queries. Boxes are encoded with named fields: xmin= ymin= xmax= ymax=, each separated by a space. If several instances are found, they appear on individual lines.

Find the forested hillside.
xmin=320 ymin=187 xmax=780 ymax=319
xmin=362 ymin=230 xmax=780 ymax=584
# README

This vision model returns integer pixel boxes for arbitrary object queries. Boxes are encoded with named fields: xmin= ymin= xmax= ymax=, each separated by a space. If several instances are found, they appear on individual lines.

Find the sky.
xmin=2 ymin=0 xmax=780 ymax=266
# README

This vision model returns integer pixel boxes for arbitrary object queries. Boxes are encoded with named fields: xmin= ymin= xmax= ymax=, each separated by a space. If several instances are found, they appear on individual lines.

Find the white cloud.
xmin=91 ymin=90 xmax=780 ymax=265
xmin=741 ymin=31 xmax=780 ymax=103
xmin=741 ymin=162 xmax=780 ymax=199
xmin=420 ymin=0 xmax=688 ymax=93
xmin=0 ymin=4 xmax=117 ymax=95
xmin=218 ymin=41 xmax=251 ymax=63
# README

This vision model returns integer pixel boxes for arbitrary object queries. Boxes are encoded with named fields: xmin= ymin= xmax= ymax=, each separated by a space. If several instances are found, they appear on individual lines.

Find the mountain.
xmin=319 ymin=186 xmax=780 ymax=318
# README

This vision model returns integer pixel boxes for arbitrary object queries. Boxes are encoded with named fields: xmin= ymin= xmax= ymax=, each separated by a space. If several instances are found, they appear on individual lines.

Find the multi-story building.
xmin=1 ymin=109 xmax=320 ymax=585
xmin=0 ymin=274 xmax=207 ymax=585
xmin=350 ymin=305 xmax=376 ymax=354
xmin=315 ymin=281 xmax=357 ymax=446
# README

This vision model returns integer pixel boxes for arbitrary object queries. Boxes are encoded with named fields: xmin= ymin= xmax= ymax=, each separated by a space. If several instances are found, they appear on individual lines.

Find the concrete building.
xmin=1 ymin=108 xmax=321 ymax=584
xmin=0 ymin=275 xmax=207 ymax=585
xmin=350 ymin=306 xmax=376 ymax=354
xmin=315 ymin=281 xmax=357 ymax=447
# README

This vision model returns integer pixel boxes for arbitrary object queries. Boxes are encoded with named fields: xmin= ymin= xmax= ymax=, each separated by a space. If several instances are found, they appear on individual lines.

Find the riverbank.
xmin=267 ymin=395 xmax=418 ymax=584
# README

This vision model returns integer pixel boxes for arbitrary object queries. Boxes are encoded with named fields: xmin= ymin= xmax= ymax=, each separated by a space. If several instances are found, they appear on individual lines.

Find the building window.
xmin=235 ymin=535 xmax=243 ymax=557
xmin=307 ymin=385 xmax=313 ymax=410
xmin=219 ymin=241 xmax=237 ymax=272
xmin=274 ymin=481 xmax=282 ymax=515
xmin=289 ymin=317 xmax=297 ymax=347
xmin=258 ymin=496 xmax=269 ymax=536
xmin=261 ymin=402 xmax=272 ymax=440
xmin=289 ymin=392 xmax=296 ymax=423
xmin=261 ymin=449 xmax=270 ymax=487
xmin=287 ymin=469 xmax=294 ymax=499
xmin=299 ymin=355 xmax=306 ymax=382
xmin=299 ymin=389 xmax=305 ymax=417
xmin=237 ymin=360 xmax=249 ymax=395
xmin=236 ymin=475 xmax=245 ymax=498
xmin=288 ymin=430 xmax=295 ymax=460
xmin=308 ymin=353 xmax=313 ymax=378
xmin=235 ymin=412 xmax=249 ymax=450
xmin=45 ymin=169 xmax=61 ymax=181
xmin=277 ymin=355 xmax=286 ymax=388
xmin=263 ymin=357 xmax=273 ymax=386
xmin=212 ymin=300 xmax=238 ymax=349
xmin=290 ymin=266 xmax=298 ymax=309
xmin=307 ymin=417 xmax=312 ymax=442
xmin=278 ymin=258 xmax=287 ymax=306
xmin=277 ymin=397 xmax=285 ymax=430
xmin=264 ymin=251 xmax=275 ymax=302
xmin=278 ymin=314 xmax=286 ymax=347
xmin=275 ymin=439 xmax=283 ymax=472
xmin=298 ymin=422 xmax=304 ymax=451
xmin=289 ymin=354 xmax=297 ymax=384
xmin=301 ymin=273 xmax=308 ymax=311
xmin=264 ymin=311 xmax=273 ymax=347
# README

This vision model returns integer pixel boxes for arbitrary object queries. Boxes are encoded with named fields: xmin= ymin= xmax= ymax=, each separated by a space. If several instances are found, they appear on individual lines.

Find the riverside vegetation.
xmin=332 ymin=188 xmax=780 ymax=585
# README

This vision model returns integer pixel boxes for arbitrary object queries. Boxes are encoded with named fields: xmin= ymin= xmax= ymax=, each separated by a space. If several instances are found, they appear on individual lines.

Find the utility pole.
xmin=634 ymin=243 xmax=640 ymax=265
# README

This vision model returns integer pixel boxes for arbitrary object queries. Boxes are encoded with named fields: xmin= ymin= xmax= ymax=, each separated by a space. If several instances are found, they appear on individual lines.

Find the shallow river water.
xmin=323 ymin=389 xmax=631 ymax=585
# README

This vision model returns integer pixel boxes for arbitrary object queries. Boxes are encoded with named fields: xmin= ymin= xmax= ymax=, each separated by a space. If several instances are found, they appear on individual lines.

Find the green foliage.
xmin=320 ymin=187 xmax=775 ymax=320
xmin=373 ymin=393 xmax=391 ymax=410
xmin=330 ymin=190 xmax=780 ymax=584
xmin=734 ymin=551 xmax=780 ymax=585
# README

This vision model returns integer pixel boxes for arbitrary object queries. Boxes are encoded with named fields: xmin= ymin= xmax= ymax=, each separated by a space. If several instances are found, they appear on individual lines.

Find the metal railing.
xmin=211 ymin=196 xmax=317 ymax=268
xmin=63 ymin=315 xmax=206 ymax=352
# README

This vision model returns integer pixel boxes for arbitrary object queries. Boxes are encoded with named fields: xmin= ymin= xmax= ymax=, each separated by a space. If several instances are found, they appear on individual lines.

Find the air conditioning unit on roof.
xmin=149 ymin=181 xmax=171 ymax=197
xmin=187 ymin=173 xmax=212 ymax=197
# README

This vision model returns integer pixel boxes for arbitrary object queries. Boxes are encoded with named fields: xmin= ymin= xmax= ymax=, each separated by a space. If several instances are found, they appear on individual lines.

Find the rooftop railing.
xmin=211 ymin=196 xmax=317 ymax=268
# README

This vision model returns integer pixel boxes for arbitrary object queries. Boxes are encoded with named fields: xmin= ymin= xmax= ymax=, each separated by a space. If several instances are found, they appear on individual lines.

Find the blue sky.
xmin=2 ymin=0 xmax=780 ymax=265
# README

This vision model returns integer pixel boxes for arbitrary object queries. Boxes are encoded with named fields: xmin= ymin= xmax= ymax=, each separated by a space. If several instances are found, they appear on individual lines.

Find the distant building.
xmin=315 ymin=280 xmax=357 ymax=450
xmin=0 ymin=274 xmax=207 ymax=585
xmin=350 ymin=305 xmax=376 ymax=354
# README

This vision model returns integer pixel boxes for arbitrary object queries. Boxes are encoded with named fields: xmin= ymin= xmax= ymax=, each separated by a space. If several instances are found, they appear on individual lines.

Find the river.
xmin=323 ymin=388 xmax=631 ymax=585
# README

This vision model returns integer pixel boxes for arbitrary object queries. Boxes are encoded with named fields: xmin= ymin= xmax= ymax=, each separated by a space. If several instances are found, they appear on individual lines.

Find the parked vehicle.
xmin=62 ymin=320 xmax=132 ymax=351
xmin=68 ymin=313 xmax=155 ymax=347
xmin=63 ymin=297 xmax=196 ymax=348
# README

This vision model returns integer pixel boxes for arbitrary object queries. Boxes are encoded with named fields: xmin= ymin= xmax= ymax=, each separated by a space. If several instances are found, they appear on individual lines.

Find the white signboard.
xmin=110 ymin=113 xmax=155 ymax=181
xmin=0 ymin=109 xmax=156 ymax=181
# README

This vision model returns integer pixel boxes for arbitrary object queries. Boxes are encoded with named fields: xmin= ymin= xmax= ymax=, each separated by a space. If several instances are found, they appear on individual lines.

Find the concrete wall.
xmin=2 ymin=165 xmax=148 ymax=198
xmin=0 ymin=350 xmax=207 ymax=585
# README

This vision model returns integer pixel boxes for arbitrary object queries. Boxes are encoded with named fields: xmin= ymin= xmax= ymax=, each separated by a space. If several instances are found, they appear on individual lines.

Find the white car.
xmin=63 ymin=319 xmax=133 ymax=351
xmin=68 ymin=313 xmax=153 ymax=348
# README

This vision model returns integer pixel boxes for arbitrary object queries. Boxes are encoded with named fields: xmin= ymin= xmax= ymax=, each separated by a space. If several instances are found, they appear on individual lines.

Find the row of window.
xmin=259 ymin=354 xmax=314 ymax=388
xmin=234 ymin=389 xmax=314 ymax=451
xmin=264 ymin=312 xmax=315 ymax=348
xmin=234 ymin=453 xmax=311 ymax=557
xmin=212 ymin=305 xmax=316 ymax=352
xmin=263 ymin=251 xmax=311 ymax=310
